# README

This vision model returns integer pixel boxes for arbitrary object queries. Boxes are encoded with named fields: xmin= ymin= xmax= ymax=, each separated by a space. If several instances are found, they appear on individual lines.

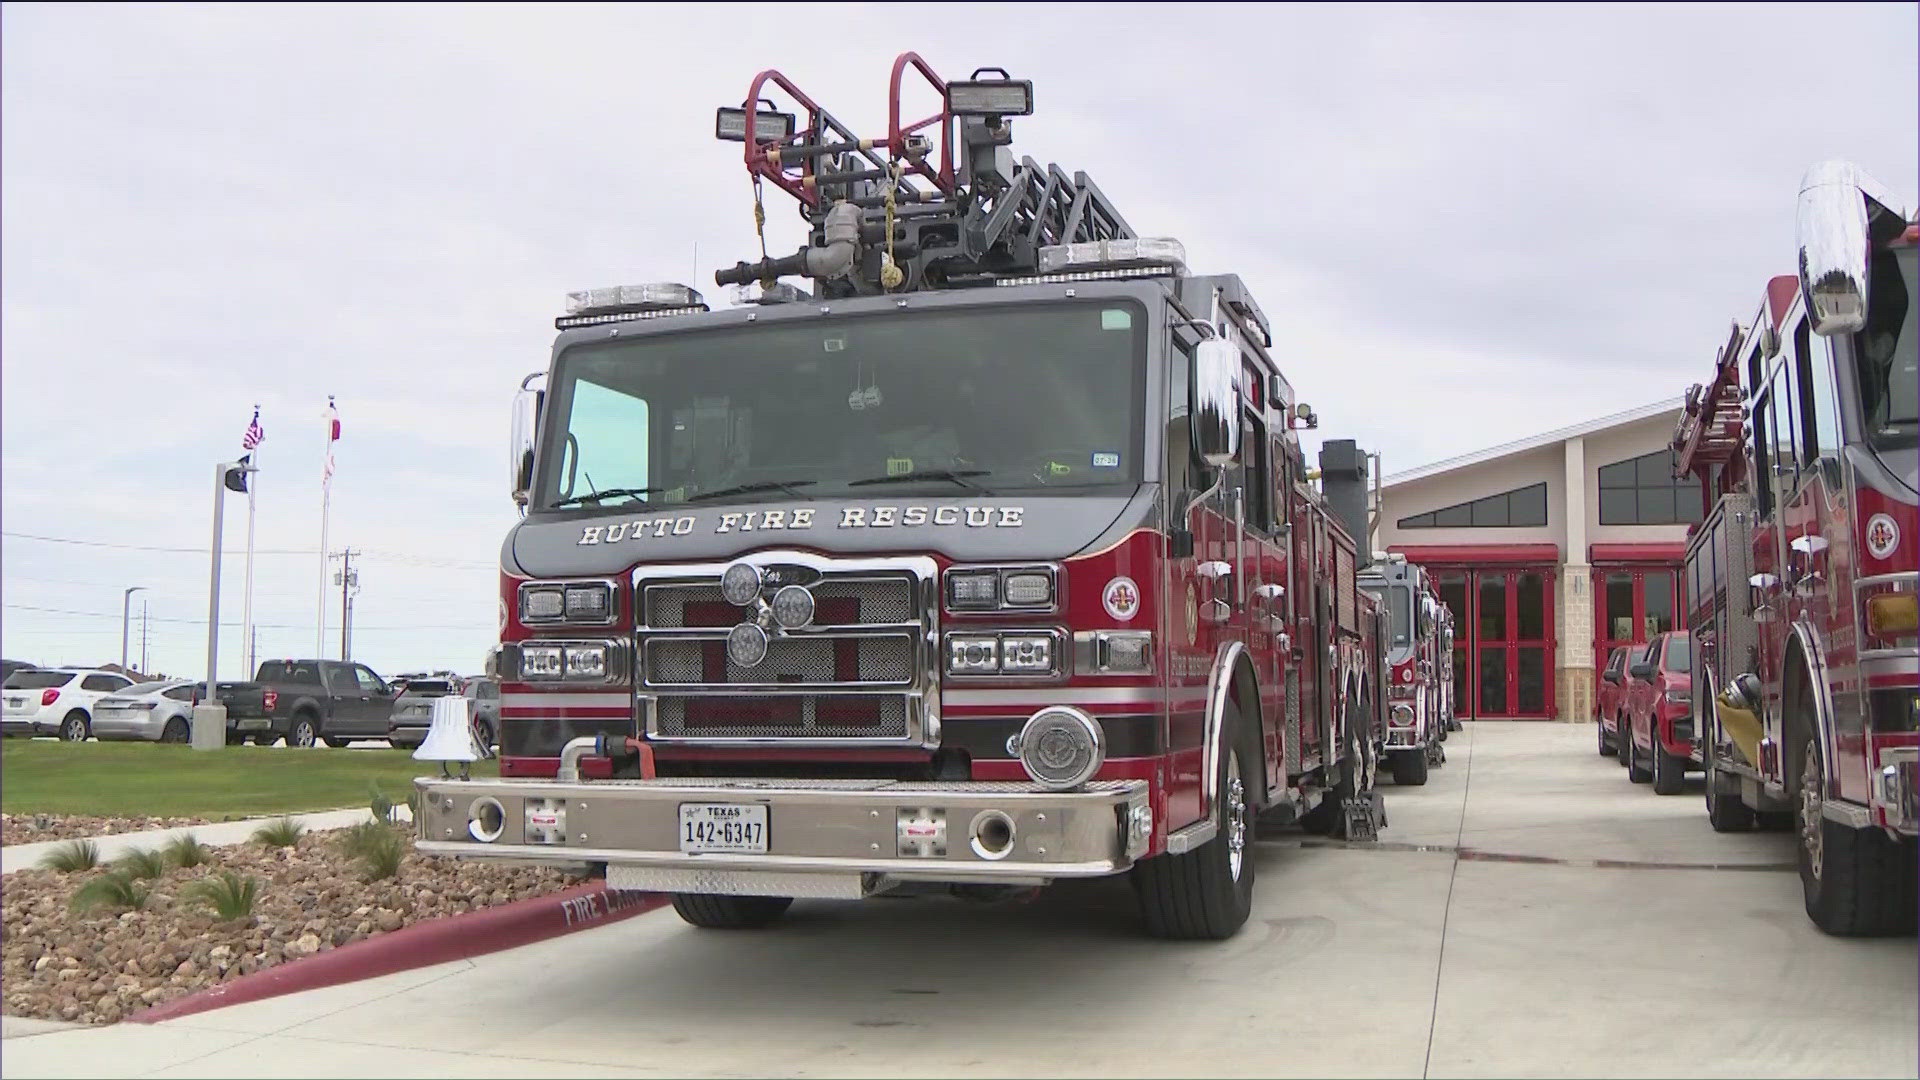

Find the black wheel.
xmin=1627 ymin=729 xmax=1652 ymax=784
xmin=288 ymin=714 xmax=318 ymax=748
xmin=472 ymin=718 xmax=495 ymax=750
xmin=1131 ymin=698 xmax=1255 ymax=940
xmin=1597 ymin=720 xmax=1614 ymax=756
xmin=1651 ymin=734 xmax=1685 ymax=795
xmin=1793 ymin=710 xmax=1918 ymax=935
xmin=162 ymin=719 xmax=190 ymax=744
xmin=670 ymin=893 xmax=794 ymax=929
xmin=1617 ymin=715 xmax=1633 ymax=767
xmin=322 ymin=736 xmax=350 ymax=748
xmin=1390 ymin=748 xmax=1429 ymax=786
xmin=57 ymin=712 xmax=89 ymax=742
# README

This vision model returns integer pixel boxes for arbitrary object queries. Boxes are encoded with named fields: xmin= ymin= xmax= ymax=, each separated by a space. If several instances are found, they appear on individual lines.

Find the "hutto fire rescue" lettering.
xmin=577 ymin=505 xmax=1026 ymax=545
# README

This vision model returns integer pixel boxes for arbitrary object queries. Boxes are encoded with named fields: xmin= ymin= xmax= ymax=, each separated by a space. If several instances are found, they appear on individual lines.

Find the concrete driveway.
xmin=4 ymin=721 xmax=1913 ymax=1078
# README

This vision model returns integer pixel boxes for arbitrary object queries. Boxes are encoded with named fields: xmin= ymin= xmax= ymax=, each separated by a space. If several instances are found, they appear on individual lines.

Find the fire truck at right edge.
xmin=1673 ymin=161 xmax=1916 ymax=936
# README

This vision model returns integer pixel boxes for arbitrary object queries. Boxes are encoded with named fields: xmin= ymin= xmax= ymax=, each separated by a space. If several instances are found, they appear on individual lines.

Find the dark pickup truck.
xmin=251 ymin=659 xmax=400 ymax=748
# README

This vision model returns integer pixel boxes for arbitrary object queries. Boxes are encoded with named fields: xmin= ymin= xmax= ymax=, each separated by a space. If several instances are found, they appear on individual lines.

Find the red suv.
xmin=1595 ymin=645 xmax=1631 ymax=758
xmin=1625 ymin=630 xmax=1695 ymax=794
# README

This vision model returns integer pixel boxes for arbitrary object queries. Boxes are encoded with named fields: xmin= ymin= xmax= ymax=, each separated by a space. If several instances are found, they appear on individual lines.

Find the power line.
xmin=2 ymin=603 xmax=483 ymax=631
xmin=2 ymin=532 xmax=494 ymax=570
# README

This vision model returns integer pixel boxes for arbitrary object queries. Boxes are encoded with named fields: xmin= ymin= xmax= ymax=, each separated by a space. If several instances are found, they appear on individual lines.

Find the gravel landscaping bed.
xmin=2 ymin=814 xmax=222 ymax=846
xmin=1 ymin=825 xmax=573 ymax=1024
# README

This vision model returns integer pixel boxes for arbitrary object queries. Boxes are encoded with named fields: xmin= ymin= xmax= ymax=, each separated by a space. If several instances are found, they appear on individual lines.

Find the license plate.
xmin=678 ymin=804 xmax=768 ymax=854
xmin=4 ymin=697 xmax=23 ymax=710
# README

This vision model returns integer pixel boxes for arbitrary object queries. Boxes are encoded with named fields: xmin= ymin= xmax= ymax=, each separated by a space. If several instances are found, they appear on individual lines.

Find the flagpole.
xmin=242 ymin=406 xmax=259 ymax=677
xmin=317 ymin=397 xmax=333 ymax=658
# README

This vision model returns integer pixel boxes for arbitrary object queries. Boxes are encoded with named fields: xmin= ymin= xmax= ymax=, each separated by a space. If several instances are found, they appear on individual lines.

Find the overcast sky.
xmin=3 ymin=2 xmax=1914 ymax=678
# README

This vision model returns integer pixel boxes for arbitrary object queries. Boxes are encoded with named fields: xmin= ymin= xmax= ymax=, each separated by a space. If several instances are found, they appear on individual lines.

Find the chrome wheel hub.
xmin=1226 ymin=750 xmax=1247 ymax=882
xmin=1799 ymin=738 xmax=1824 ymax=880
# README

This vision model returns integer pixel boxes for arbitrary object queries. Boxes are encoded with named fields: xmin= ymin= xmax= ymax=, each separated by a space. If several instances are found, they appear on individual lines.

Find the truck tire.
xmin=1703 ymin=737 xmax=1756 ymax=833
xmin=1616 ymin=715 xmax=1633 ymax=767
xmin=670 ymin=893 xmax=794 ymax=929
xmin=1651 ymin=736 xmax=1685 ymax=795
xmin=1627 ymin=732 xmax=1652 ymax=784
xmin=1390 ymin=748 xmax=1429 ymax=786
xmin=1795 ymin=725 xmax=1918 ymax=936
xmin=1597 ymin=720 xmax=1614 ymax=756
xmin=287 ymin=714 xmax=318 ymax=748
xmin=1131 ymin=699 xmax=1255 ymax=940
xmin=322 ymin=736 xmax=351 ymax=748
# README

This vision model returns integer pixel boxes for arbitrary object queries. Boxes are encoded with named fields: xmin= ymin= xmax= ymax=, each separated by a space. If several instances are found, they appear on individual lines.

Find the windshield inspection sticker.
xmin=1092 ymin=452 xmax=1120 ymax=469
xmin=1100 ymin=308 xmax=1132 ymax=331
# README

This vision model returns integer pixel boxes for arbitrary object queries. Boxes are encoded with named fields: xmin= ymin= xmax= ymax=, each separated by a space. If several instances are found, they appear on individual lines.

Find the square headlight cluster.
xmin=947 ymin=632 xmax=1058 ymax=677
xmin=518 ymin=643 xmax=610 ymax=681
xmin=519 ymin=582 xmax=614 ymax=624
xmin=945 ymin=567 xmax=1056 ymax=612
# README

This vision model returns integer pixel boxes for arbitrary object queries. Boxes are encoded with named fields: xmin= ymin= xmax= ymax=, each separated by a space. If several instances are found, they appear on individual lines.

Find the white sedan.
xmin=91 ymin=680 xmax=199 ymax=743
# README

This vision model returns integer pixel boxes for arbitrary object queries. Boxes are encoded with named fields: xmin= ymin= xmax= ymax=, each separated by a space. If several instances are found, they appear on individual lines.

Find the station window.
xmin=1596 ymin=450 xmax=1702 ymax=526
xmin=1396 ymin=482 xmax=1547 ymax=529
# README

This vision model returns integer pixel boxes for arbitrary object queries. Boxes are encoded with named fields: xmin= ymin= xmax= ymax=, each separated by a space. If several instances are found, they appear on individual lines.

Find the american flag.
xmin=241 ymin=407 xmax=264 ymax=451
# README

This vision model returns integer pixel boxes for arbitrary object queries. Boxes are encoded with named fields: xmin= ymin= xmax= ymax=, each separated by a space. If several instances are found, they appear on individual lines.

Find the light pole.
xmin=121 ymin=587 xmax=147 ymax=673
xmin=195 ymin=458 xmax=256 ymax=751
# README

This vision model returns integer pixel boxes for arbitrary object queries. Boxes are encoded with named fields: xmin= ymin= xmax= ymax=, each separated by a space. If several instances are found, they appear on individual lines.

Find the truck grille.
xmin=636 ymin=558 xmax=933 ymax=745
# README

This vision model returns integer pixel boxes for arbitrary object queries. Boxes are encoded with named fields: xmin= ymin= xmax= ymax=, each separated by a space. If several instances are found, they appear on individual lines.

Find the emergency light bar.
xmin=715 ymin=106 xmax=796 ymax=143
xmin=948 ymin=76 xmax=1033 ymax=117
xmin=1037 ymin=238 xmax=1187 ymax=275
xmin=557 ymin=283 xmax=709 ymax=329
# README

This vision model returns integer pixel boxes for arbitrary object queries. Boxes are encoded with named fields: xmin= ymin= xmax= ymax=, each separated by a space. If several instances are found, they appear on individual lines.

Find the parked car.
xmin=253 ymin=659 xmax=399 ymax=747
xmin=1595 ymin=645 xmax=1631 ymax=757
xmin=388 ymin=677 xmax=499 ymax=750
xmin=1625 ymin=630 xmax=1696 ymax=793
xmin=90 ymin=679 xmax=279 ymax=744
xmin=1 ymin=668 xmax=135 ymax=740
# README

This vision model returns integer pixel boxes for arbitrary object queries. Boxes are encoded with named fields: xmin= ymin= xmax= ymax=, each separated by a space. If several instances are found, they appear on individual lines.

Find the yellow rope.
xmin=880 ymin=160 xmax=906 ymax=291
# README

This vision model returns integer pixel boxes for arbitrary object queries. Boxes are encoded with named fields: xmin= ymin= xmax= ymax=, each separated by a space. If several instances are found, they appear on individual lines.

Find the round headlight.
xmin=770 ymin=585 xmax=815 ymax=629
xmin=1016 ymin=706 xmax=1104 ymax=790
xmin=721 ymin=562 xmax=762 ymax=606
xmin=727 ymin=622 xmax=769 ymax=668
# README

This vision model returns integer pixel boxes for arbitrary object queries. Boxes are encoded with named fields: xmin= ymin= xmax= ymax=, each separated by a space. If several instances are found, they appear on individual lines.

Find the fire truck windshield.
xmin=535 ymin=301 xmax=1146 ymax=511
xmin=1363 ymin=582 xmax=1413 ymax=648
xmin=1856 ymin=245 xmax=1917 ymax=448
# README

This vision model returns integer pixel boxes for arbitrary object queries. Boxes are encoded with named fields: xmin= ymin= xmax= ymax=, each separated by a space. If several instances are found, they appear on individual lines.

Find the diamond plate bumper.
xmin=414 ymin=775 xmax=1152 ymax=890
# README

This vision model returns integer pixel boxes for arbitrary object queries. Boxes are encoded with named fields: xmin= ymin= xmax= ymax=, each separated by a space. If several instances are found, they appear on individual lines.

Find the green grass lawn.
xmin=0 ymin=740 xmax=499 ymax=818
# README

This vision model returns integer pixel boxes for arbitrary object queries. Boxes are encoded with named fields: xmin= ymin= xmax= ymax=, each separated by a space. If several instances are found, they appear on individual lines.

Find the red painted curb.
xmin=128 ymin=881 xmax=668 ymax=1024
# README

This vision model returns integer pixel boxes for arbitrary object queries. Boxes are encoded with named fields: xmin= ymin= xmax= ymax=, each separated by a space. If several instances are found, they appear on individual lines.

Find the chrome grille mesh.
xmin=645 ymin=575 xmax=913 ymax=628
xmin=655 ymin=695 xmax=908 ymax=739
xmin=646 ymin=635 xmax=913 ymax=687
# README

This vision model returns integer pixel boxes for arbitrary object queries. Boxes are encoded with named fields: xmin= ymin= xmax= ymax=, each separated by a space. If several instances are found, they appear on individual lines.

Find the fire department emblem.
xmin=1865 ymin=513 xmax=1899 ymax=560
xmin=1103 ymin=577 xmax=1140 ymax=622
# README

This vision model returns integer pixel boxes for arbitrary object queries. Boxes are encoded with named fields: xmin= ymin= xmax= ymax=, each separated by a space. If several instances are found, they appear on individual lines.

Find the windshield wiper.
xmin=847 ymin=469 xmax=992 ymax=491
xmin=687 ymin=479 xmax=818 ymax=502
xmin=547 ymin=487 xmax=668 ymax=509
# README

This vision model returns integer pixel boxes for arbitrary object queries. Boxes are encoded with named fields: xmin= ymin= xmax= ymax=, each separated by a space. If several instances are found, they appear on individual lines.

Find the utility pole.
xmin=140 ymin=602 xmax=150 ymax=676
xmin=121 ymin=586 xmax=147 ymax=672
xmin=332 ymin=549 xmax=359 ymax=661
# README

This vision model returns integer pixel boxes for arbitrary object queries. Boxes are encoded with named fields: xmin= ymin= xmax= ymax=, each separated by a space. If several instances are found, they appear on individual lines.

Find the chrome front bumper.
xmin=414 ymin=775 xmax=1152 ymax=895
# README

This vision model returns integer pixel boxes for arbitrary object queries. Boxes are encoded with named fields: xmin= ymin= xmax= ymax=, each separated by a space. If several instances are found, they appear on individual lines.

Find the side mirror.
xmin=1796 ymin=161 xmax=1872 ymax=336
xmin=1190 ymin=338 xmax=1240 ymax=468
xmin=1601 ymin=671 xmax=1621 ymax=686
xmin=1629 ymin=662 xmax=1654 ymax=681
xmin=510 ymin=375 xmax=545 ymax=509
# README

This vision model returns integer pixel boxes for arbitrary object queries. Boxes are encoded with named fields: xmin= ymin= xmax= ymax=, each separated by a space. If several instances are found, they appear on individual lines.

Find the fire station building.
xmin=1374 ymin=400 xmax=1697 ymax=724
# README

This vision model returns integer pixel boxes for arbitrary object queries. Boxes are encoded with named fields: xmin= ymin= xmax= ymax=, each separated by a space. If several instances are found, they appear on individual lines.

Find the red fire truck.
xmin=1673 ymin=161 xmax=1916 ymax=936
xmin=412 ymin=56 xmax=1389 ymax=940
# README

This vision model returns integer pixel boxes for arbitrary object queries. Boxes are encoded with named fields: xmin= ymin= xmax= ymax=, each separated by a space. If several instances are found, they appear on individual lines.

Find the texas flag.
xmin=323 ymin=397 xmax=340 ymax=483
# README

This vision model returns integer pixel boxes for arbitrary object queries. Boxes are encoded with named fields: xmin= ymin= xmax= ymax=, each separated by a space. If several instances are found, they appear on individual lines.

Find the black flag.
xmin=224 ymin=455 xmax=251 ymax=494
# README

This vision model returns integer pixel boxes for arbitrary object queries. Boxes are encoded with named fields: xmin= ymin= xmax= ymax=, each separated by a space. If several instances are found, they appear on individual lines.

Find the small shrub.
xmin=253 ymin=817 xmax=304 ymax=847
xmin=115 ymin=847 xmax=170 ymax=880
xmin=163 ymin=833 xmax=211 ymax=868
xmin=183 ymin=869 xmax=261 ymax=922
xmin=71 ymin=870 xmax=150 ymax=913
xmin=39 ymin=839 xmax=100 ymax=873
xmin=333 ymin=819 xmax=390 ymax=860
xmin=353 ymin=825 xmax=406 ymax=883
xmin=368 ymin=783 xmax=395 ymax=824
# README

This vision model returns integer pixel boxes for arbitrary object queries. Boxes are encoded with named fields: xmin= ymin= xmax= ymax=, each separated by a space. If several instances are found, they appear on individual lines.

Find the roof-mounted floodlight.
xmin=716 ymin=106 xmax=796 ymax=143
xmin=730 ymin=281 xmax=812 ymax=306
xmin=557 ymin=283 xmax=708 ymax=329
xmin=948 ymin=70 xmax=1033 ymax=117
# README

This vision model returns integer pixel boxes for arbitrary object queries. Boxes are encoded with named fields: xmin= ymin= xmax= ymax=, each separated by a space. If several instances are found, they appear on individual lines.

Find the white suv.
xmin=1 ymin=668 xmax=135 ymax=740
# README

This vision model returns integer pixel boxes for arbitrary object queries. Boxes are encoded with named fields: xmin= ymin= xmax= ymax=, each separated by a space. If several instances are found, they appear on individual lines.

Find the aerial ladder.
xmin=712 ymin=53 xmax=1144 ymax=298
